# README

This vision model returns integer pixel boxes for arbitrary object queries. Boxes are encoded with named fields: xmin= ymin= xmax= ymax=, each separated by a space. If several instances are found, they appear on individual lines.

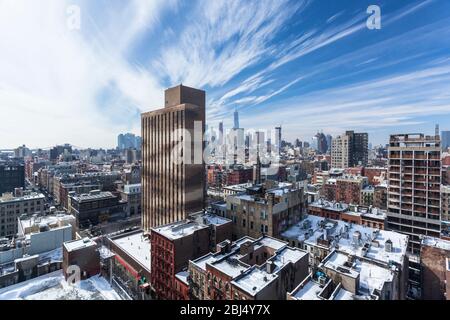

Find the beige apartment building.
xmin=387 ymin=133 xmax=441 ymax=254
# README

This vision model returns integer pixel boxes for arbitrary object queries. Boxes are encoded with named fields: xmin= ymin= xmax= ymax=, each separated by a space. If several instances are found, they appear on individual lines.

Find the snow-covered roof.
xmin=175 ymin=271 xmax=189 ymax=285
xmin=19 ymin=213 xmax=75 ymax=231
xmin=322 ymin=251 xmax=395 ymax=295
xmin=0 ymin=270 xmax=121 ymax=300
xmin=232 ymin=247 xmax=307 ymax=296
xmin=291 ymin=276 xmax=324 ymax=300
xmin=421 ymin=236 xmax=450 ymax=251
xmin=255 ymin=236 xmax=286 ymax=251
xmin=63 ymin=238 xmax=96 ymax=253
xmin=0 ymin=192 xmax=45 ymax=203
xmin=281 ymin=215 xmax=408 ymax=266
xmin=110 ymin=232 xmax=150 ymax=271
xmin=212 ymin=259 xmax=249 ymax=278
xmin=196 ymin=213 xmax=231 ymax=226
xmin=152 ymin=220 xmax=209 ymax=240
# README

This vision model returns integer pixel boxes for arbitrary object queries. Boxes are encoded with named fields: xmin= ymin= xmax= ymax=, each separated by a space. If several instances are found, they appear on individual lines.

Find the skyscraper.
xmin=275 ymin=126 xmax=282 ymax=155
xmin=442 ymin=130 xmax=450 ymax=151
xmin=141 ymin=84 xmax=205 ymax=231
xmin=233 ymin=110 xmax=239 ymax=129
xmin=345 ymin=130 xmax=368 ymax=166
xmin=331 ymin=131 xmax=368 ymax=168
xmin=387 ymin=133 xmax=441 ymax=254
xmin=331 ymin=134 xmax=350 ymax=169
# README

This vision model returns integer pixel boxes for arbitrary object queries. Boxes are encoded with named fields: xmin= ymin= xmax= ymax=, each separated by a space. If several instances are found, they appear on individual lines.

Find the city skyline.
xmin=1 ymin=0 xmax=450 ymax=149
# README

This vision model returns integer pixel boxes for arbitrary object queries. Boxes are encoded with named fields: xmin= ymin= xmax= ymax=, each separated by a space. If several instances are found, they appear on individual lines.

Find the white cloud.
xmin=0 ymin=0 xmax=171 ymax=149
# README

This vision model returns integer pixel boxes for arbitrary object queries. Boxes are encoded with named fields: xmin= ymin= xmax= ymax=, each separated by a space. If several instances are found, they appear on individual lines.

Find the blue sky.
xmin=0 ymin=0 xmax=450 ymax=148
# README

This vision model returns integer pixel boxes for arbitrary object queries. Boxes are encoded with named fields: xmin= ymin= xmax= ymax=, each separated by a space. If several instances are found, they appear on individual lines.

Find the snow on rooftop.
xmin=175 ymin=271 xmax=189 ymax=285
xmin=322 ymin=251 xmax=395 ymax=295
xmin=153 ymin=220 xmax=208 ymax=240
xmin=281 ymin=215 xmax=408 ymax=265
xmin=292 ymin=277 xmax=323 ymax=300
xmin=111 ymin=232 xmax=150 ymax=271
xmin=271 ymin=247 xmax=307 ymax=272
xmin=20 ymin=214 xmax=75 ymax=230
xmin=0 ymin=270 xmax=121 ymax=300
xmin=255 ymin=237 xmax=286 ymax=251
xmin=333 ymin=287 xmax=354 ymax=300
xmin=64 ymin=238 xmax=96 ymax=252
xmin=232 ymin=267 xmax=277 ymax=295
xmin=199 ymin=214 xmax=231 ymax=226
xmin=421 ymin=236 xmax=450 ymax=251
xmin=212 ymin=259 xmax=248 ymax=278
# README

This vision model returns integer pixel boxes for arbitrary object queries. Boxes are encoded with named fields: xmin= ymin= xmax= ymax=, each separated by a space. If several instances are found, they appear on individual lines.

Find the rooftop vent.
xmin=385 ymin=239 xmax=393 ymax=253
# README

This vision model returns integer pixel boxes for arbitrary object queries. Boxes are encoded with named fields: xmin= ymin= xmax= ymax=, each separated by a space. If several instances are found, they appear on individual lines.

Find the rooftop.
xmin=421 ymin=236 xmax=450 ymax=251
xmin=321 ymin=251 xmax=395 ymax=296
xmin=110 ymin=231 xmax=150 ymax=271
xmin=0 ymin=270 xmax=121 ymax=300
xmin=70 ymin=191 xmax=116 ymax=202
xmin=231 ymin=246 xmax=307 ymax=296
xmin=175 ymin=271 xmax=189 ymax=285
xmin=152 ymin=220 xmax=209 ymax=241
xmin=310 ymin=199 xmax=348 ymax=212
xmin=63 ymin=238 xmax=97 ymax=253
xmin=192 ymin=212 xmax=232 ymax=226
xmin=0 ymin=192 xmax=45 ymax=203
xmin=19 ymin=213 xmax=75 ymax=233
xmin=281 ymin=214 xmax=408 ymax=266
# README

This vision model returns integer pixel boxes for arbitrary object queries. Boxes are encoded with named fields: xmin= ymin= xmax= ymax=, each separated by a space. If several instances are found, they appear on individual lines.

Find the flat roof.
xmin=152 ymin=220 xmax=209 ymax=241
xmin=110 ymin=231 xmax=150 ymax=271
xmin=194 ymin=213 xmax=231 ymax=226
xmin=63 ymin=238 xmax=97 ymax=252
xmin=0 ymin=192 xmax=45 ymax=203
xmin=70 ymin=191 xmax=115 ymax=202
xmin=19 ymin=213 xmax=75 ymax=230
xmin=421 ymin=236 xmax=450 ymax=251
xmin=291 ymin=276 xmax=324 ymax=300
xmin=322 ymin=251 xmax=394 ymax=294
xmin=175 ymin=271 xmax=189 ymax=285
xmin=281 ymin=215 xmax=408 ymax=266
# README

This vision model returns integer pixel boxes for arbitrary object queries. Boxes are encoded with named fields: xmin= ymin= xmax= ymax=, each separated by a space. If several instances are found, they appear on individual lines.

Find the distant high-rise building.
xmin=14 ymin=145 xmax=31 ymax=158
xmin=233 ymin=110 xmax=239 ymax=129
xmin=0 ymin=161 xmax=25 ymax=194
xmin=331 ymin=131 xmax=368 ymax=168
xmin=315 ymin=132 xmax=328 ymax=154
xmin=275 ymin=126 xmax=282 ymax=155
xmin=50 ymin=144 xmax=72 ymax=161
xmin=346 ymin=130 xmax=368 ymax=166
xmin=326 ymin=134 xmax=332 ymax=153
xmin=141 ymin=85 xmax=205 ymax=231
xmin=219 ymin=122 xmax=224 ymax=144
xmin=442 ymin=130 xmax=450 ymax=151
xmin=331 ymin=134 xmax=350 ymax=169
xmin=387 ymin=133 xmax=441 ymax=254
xmin=117 ymin=133 xmax=141 ymax=150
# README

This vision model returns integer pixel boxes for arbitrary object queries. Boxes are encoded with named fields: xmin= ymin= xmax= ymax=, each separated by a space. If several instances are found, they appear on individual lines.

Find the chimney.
xmin=266 ymin=261 xmax=276 ymax=274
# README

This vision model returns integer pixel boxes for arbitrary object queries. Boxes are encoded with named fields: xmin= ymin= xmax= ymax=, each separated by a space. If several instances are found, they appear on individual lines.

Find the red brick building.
xmin=420 ymin=237 xmax=450 ymax=300
xmin=63 ymin=238 xmax=100 ymax=280
xmin=344 ymin=166 xmax=364 ymax=176
xmin=335 ymin=176 xmax=368 ymax=205
xmin=364 ymin=167 xmax=387 ymax=185
xmin=150 ymin=220 xmax=211 ymax=300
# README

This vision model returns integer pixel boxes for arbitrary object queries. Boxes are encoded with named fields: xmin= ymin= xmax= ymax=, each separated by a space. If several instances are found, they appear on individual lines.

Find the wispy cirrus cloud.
xmin=0 ymin=0 xmax=448 ymax=148
xmin=153 ymin=0 xmax=310 ymax=89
